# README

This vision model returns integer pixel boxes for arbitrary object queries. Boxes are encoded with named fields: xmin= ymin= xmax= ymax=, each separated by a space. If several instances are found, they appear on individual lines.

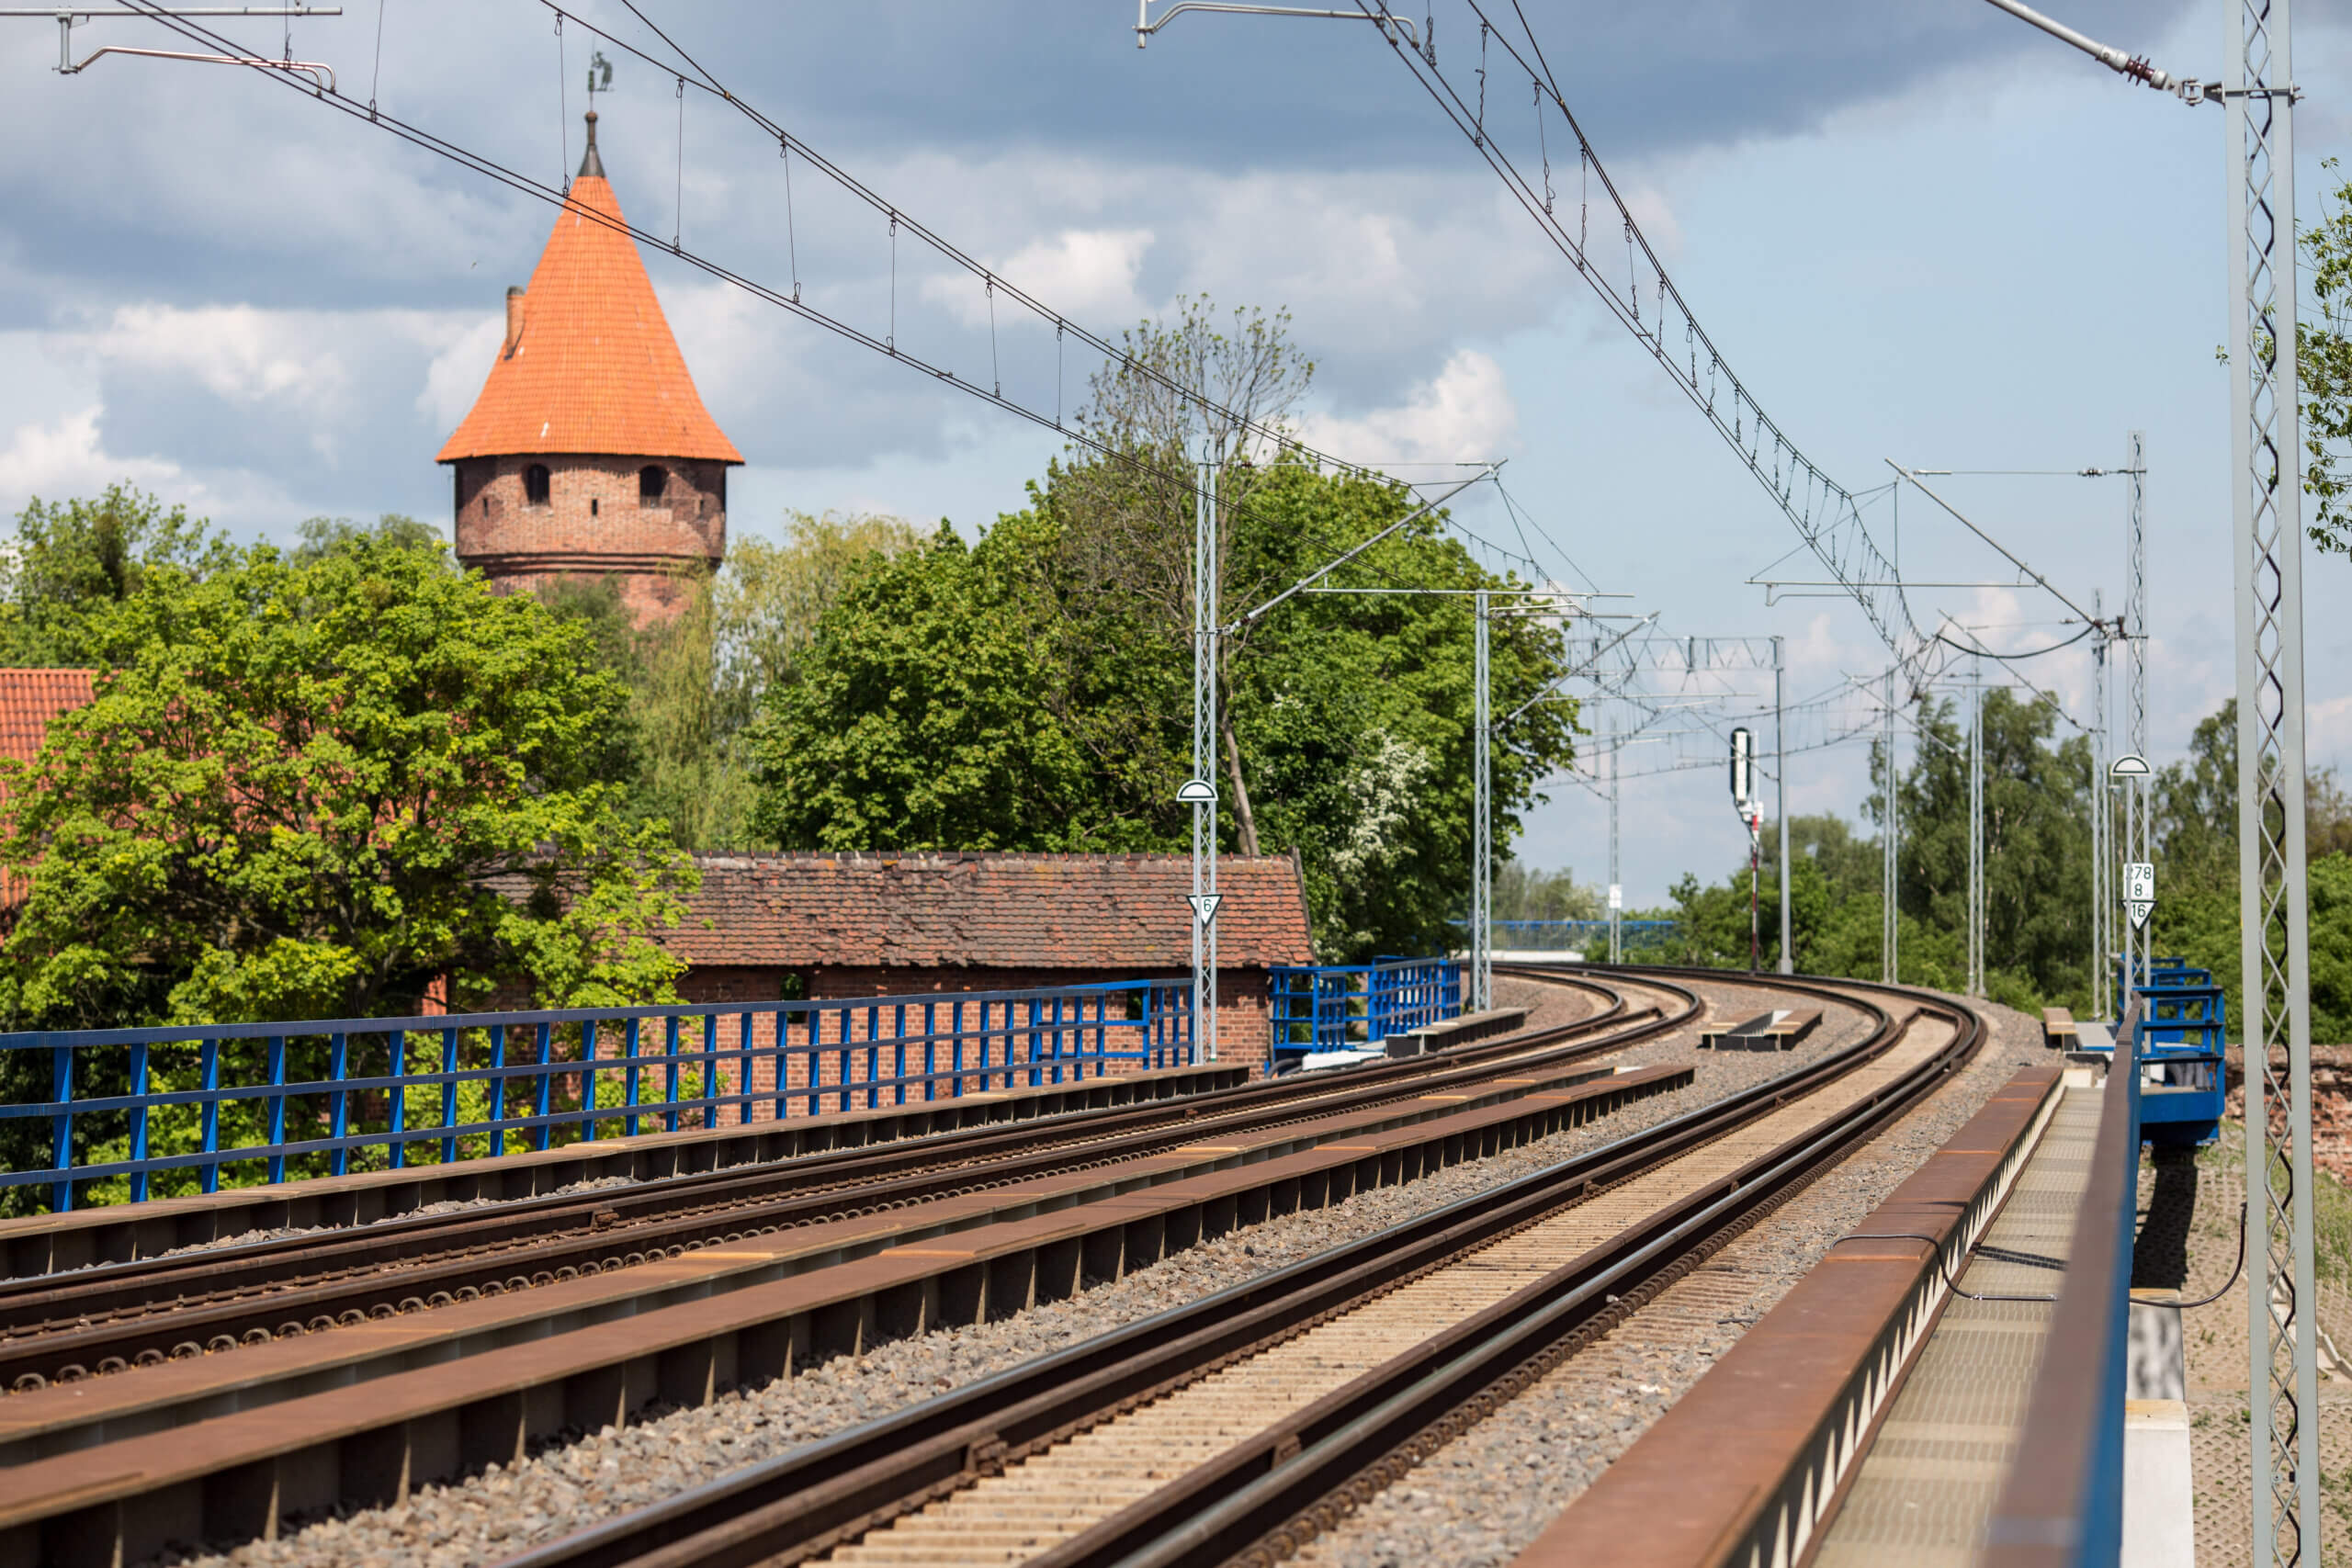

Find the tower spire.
xmin=578 ymin=107 xmax=605 ymax=179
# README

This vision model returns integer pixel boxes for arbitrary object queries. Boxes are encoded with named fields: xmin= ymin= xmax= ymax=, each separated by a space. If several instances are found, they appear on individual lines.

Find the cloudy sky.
xmin=0 ymin=0 xmax=2342 ymax=905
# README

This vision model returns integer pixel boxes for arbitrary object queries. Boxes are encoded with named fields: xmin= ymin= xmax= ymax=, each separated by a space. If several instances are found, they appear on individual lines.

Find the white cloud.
xmin=0 ymin=406 xmax=187 ymax=501
xmin=419 ymin=312 xmax=507 ymax=434
xmin=93 ymin=304 xmax=350 ymax=408
xmin=1295 ymin=350 xmax=1521 ymax=467
xmin=922 ymin=228 xmax=1155 ymax=330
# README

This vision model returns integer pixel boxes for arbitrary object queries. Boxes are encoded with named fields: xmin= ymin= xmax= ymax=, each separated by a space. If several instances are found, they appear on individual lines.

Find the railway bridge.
xmin=0 ymin=960 xmax=2211 ymax=1568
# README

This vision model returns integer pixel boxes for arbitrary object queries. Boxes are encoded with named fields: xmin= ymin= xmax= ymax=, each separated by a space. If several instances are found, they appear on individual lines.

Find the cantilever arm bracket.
xmin=1136 ymin=0 xmax=1419 ymax=51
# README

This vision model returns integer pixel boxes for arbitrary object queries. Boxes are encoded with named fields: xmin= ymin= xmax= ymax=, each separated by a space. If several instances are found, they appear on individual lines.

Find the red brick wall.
xmin=451 ymin=454 xmax=728 ymax=623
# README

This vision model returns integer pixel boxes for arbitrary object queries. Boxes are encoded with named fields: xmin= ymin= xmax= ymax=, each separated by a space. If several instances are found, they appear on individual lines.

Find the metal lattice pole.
xmin=1192 ymin=457 xmax=1219 ymax=1062
xmin=1882 ymin=669 xmax=1899 ymax=984
xmin=1776 ymin=636 xmax=1792 ymax=975
xmin=2228 ymin=1 xmax=2321 ymax=1555
xmin=1608 ymin=716 xmax=1623 ymax=965
xmin=1472 ymin=589 xmax=1492 ymax=1010
xmin=2127 ymin=428 xmax=2151 ymax=1000
xmin=2092 ymin=604 xmax=2113 ymax=1021
xmin=1969 ymin=658 xmax=1985 ymax=998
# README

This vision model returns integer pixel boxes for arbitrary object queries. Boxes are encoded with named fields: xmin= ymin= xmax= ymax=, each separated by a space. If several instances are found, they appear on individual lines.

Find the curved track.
xmin=492 ymin=967 xmax=1982 ymax=1568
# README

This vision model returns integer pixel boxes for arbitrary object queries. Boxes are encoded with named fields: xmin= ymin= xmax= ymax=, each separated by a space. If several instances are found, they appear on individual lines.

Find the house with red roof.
xmin=675 ymin=852 xmax=1317 ymax=1067
xmin=0 ymin=670 xmax=97 ymax=908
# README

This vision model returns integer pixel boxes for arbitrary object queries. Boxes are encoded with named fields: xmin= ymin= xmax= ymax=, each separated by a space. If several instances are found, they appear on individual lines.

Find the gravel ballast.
xmin=156 ymin=975 xmax=1883 ymax=1568
xmin=1291 ymin=991 xmax=2048 ymax=1568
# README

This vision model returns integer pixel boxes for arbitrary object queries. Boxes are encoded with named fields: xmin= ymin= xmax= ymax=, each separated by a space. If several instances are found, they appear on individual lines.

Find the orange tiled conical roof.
xmin=436 ymin=118 xmax=741 ymax=466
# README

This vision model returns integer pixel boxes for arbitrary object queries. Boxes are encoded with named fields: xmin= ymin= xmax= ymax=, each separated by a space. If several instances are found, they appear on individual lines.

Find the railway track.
xmin=0 ymin=972 xmax=1677 ymax=1396
xmin=492 ymin=968 xmax=1978 ymax=1568
xmin=0 ymin=967 xmax=1805 ymax=1568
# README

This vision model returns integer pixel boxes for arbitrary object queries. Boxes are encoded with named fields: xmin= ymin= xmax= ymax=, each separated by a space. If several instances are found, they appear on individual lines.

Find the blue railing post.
xmin=922 ymin=1001 xmax=937 ymax=1101
xmin=534 ymin=1021 xmax=555 ymax=1150
xmin=49 ymin=1042 xmax=72 ymax=1213
xmin=437 ymin=1026 xmax=458 ymax=1165
xmin=893 ymin=1002 xmax=908 ymax=1107
xmin=700 ymin=1012 xmax=718 ymax=1131
xmin=128 ymin=1039 xmax=152 ymax=1202
xmin=199 ymin=1036 xmax=223 ymax=1191
xmin=581 ymin=1019 xmax=599 ymax=1139
xmin=662 ymin=1014 xmax=682 ymax=1134
xmin=265 ymin=1035 xmax=288 ymax=1184
xmin=488 ymin=1023 xmax=508 ymax=1157
xmin=951 ymin=998 xmax=966 ymax=1096
xmin=387 ymin=1031 xmax=406 ymax=1171
xmin=623 ymin=1017 xmax=641 ymax=1137
xmin=327 ymin=1031 xmax=350 ymax=1177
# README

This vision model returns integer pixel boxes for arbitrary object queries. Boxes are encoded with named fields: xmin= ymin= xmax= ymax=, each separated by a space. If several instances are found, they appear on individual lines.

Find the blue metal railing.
xmin=1487 ymin=919 xmax=1680 ymax=953
xmin=2092 ymin=959 xmax=2225 ymax=1145
xmin=1266 ymin=957 xmax=1463 ymax=1054
xmin=0 ymin=979 xmax=1194 ymax=1213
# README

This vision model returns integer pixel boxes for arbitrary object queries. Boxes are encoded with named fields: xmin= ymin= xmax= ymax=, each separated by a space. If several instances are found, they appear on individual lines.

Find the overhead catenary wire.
xmin=1351 ymin=0 xmax=1920 ymax=670
xmin=530 ymin=0 xmax=1524 ymax=601
xmin=101 ymin=1 xmax=1492 ymax=614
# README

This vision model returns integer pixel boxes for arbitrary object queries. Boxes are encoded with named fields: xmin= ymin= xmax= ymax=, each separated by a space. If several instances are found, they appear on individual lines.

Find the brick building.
xmin=670 ymin=851 xmax=1318 ymax=1071
xmin=0 ymin=671 xmax=95 ymax=908
xmin=436 ymin=110 xmax=741 ymax=626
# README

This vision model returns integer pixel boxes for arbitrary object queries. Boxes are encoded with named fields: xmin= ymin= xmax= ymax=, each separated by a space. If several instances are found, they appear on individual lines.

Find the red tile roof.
xmin=673 ymin=852 xmax=1317 ymax=971
xmin=435 ymin=167 xmax=742 ymax=465
xmin=0 ymin=670 xmax=94 ymax=769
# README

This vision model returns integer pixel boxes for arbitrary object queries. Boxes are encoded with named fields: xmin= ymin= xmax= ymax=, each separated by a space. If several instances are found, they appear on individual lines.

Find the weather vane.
xmin=586 ymin=48 xmax=612 ymax=103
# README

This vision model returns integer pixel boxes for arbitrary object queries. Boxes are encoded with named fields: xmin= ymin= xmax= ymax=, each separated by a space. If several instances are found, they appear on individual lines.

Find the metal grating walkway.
xmin=1811 ymin=1085 xmax=2103 ymax=1567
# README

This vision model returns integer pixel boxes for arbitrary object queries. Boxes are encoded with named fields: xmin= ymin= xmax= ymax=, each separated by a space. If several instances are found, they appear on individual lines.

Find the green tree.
xmin=0 ymin=484 xmax=233 ymax=666
xmin=747 ymin=457 xmax=1577 ymax=960
xmin=0 ymin=535 xmax=693 ymax=1029
xmin=2303 ymin=158 xmax=2352 ymax=555
xmin=292 ymin=513 xmax=445 ymax=565
xmin=1495 ymin=863 xmax=1603 ymax=922
xmin=528 ymin=512 xmax=923 ymax=852
xmin=1668 ymin=693 xmax=2096 ymax=1010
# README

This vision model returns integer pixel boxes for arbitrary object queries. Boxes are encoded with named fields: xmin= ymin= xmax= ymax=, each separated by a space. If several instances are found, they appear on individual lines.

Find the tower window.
xmin=590 ymin=497 xmax=600 ymax=517
xmin=524 ymin=464 xmax=551 ymax=507
xmin=639 ymin=465 xmax=667 ymax=503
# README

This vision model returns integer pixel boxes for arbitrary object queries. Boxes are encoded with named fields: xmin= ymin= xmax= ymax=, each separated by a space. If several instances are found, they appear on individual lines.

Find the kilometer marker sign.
xmin=2126 ymin=862 xmax=2155 ymax=932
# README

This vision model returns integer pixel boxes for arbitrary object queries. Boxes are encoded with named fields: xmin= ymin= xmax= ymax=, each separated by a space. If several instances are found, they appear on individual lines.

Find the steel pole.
xmin=1883 ymin=669 xmax=1899 ymax=985
xmin=1192 ymin=457 xmax=1219 ymax=1062
xmin=1608 ymin=717 xmax=1623 ymax=965
xmin=1970 ymin=659 xmax=1985 ymax=998
xmin=2228 ymin=0 xmax=2321 ymax=1552
xmin=1776 ymin=636 xmax=1792 ymax=975
xmin=2128 ymin=430 xmax=2150 ymax=1000
xmin=2093 ymin=596 xmax=2112 ymax=1021
xmin=1473 ymin=589 xmax=1492 ymax=1011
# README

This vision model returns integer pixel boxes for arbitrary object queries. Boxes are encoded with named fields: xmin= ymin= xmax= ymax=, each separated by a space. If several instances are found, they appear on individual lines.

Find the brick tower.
xmin=436 ymin=111 xmax=742 ymax=626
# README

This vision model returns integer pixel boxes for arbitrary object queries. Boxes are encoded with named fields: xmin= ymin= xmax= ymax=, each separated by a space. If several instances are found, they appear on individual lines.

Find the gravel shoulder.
xmin=160 ymin=971 xmax=1877 ymax=1568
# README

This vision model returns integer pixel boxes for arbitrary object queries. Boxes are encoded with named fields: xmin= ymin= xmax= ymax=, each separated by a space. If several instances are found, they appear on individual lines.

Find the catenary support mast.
xmin=2227 ymin=6 xmax=2321 ymax=1556
xmin=1472 ymin=589 xmax=1492 ymax=1010
xmin=1192 ymin=455 xmax=1219 ymax=1061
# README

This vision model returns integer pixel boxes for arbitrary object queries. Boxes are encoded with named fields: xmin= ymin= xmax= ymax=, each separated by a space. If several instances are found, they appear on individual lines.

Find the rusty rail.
xmin=492 ymin=972 xmax=1958 ymax=1568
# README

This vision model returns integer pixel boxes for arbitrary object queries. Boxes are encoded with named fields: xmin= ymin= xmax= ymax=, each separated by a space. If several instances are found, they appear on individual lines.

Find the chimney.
xmin=503 ymin=287 xmax=526 ymax=357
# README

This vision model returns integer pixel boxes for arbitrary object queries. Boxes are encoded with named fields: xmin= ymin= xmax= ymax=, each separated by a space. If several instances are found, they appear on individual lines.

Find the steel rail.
xmin=0 ymin=979 xmax=1671 ymax=1396
xmin=0 ymin=975 xmax=1731 ymax=1565
xmin=0 ymin=976 xmax=1623 ymax=1287
xmin=494 ymin=970 xmax=1962 ymax=1568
